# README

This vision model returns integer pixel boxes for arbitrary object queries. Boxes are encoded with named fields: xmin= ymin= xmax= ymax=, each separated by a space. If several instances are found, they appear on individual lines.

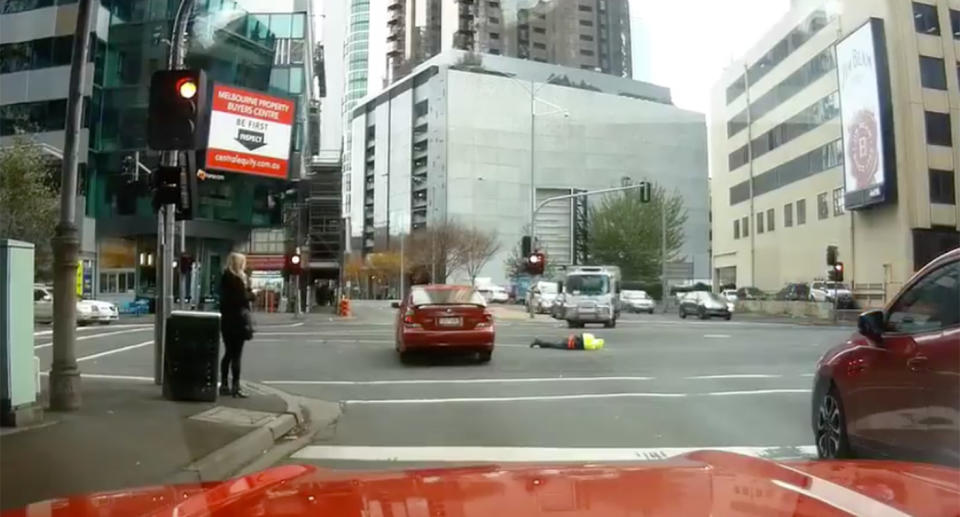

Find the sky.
xmin=629 ymin=0 xmax=790 ymax=113
xmin=362 ymin=0 xmax=792 ymax=115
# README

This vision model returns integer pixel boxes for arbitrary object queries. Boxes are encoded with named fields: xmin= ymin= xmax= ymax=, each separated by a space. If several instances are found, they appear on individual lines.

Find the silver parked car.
xmin=34 ymin=285 xmax=119 ymax=325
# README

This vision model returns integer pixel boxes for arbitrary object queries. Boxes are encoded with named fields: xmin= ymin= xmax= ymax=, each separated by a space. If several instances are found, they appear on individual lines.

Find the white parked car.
xmin=621 ymin=290 xmax=655 ymax=314
xmin=477 ymin=285 xmax=509 ymax=303
xmin=809 ymin=281 xmax=852 ymax=302
xmin=721 ymin=289 xmax=738 ymax=303
xmin=34 ymin=285 xmax=119 ymax=325
xmin=527 ymin=281 xmax=559 ymax=313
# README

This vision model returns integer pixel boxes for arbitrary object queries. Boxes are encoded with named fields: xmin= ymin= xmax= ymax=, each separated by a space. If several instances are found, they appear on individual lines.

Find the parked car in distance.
xmin=679 ymin=291 xmax=733 ymax=320
xmin=526 ymin=281 xmax=559 ymax=314
xmin=721 ymin=289 xmax=738 ymax=302
xmin=736 ymin=286 xmax=765 ymax=300
xmin=621 ymin=290 xmax=655 ymax=314
xmin=476 ymin=285 xmax=509 ymax=303
xmin=34 ymin=285 xmax=119 ymax=325
xmin=775 ymin=282 xmax=811 ymax=301
xmin=809 ymin=281 xmax=852 ymax=302
xmin=392 ymin=284 xmax=495 ymax=364
xmin=812 ymin=247 xmax=959 ymax=466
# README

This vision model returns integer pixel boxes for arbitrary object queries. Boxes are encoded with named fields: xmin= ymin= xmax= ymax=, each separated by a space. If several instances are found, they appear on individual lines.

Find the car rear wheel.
xmin=648 ymin=309 xmax=655 ymax=315
xmin=697 ymin=307 xmax=708 ymax=320
xmin=477 ymin=351 xmax=492 ymax=363
xmin=815 ymin=386 xmax=852 ymax=459
xmin=724 ymin=314 xmax=732 ymax=321
xmin=679 ymin=307 xmax=686 ymax=319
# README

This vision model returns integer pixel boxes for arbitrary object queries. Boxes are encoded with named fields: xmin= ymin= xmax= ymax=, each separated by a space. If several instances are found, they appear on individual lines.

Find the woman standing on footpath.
xmin=219 ymin=252 xmax=254 ymax=398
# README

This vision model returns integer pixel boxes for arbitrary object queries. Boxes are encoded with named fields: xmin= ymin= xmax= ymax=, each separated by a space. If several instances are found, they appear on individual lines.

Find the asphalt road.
xmin=37 ymin=303 xmax=854 ymax=470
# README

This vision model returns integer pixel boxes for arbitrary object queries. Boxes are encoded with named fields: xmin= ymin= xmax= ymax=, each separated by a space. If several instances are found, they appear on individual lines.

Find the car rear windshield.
xmin=411 ymin=288 xmax=486 ymax=307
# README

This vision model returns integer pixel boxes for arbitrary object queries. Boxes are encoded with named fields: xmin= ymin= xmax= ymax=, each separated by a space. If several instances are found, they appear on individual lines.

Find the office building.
xmin=348 ymin=50 xmax=708 ymax=285
xmin=709 ymin=0 xmax=959 ymax=304
xmin=341 ymin=0 xmax=371 ymax=222
xmin=385 ymin=0 xmax=632 ymax=84
xmin=0 ymin=0 xmax=320 ymax=306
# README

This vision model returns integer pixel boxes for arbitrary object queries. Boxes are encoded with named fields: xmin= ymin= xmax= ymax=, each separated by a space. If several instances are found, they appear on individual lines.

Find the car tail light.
xmin=476 ymin=311 xmax=494 ymax=328
xmin=403 ymin=308 xmax=420 ymax=327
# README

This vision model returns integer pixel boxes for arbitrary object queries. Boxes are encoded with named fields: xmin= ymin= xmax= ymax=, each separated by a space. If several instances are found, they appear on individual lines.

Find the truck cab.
xmin=558 ymin=266 xmax=621 ymax=328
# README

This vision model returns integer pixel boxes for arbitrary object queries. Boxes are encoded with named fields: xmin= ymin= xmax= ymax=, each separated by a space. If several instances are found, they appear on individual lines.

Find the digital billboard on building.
xmin=205 ymin=84 xmax=295 ymax=179
xmin=836 ymin=18 xmax=896 ymax=210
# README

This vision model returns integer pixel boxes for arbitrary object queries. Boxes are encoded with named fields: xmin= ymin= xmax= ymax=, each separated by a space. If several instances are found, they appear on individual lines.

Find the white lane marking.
xmin=292 ymin=445 xmax=818 ymax=462
xmin=76 ymin=340 xmax=153 ymax=362
xmin=34 ymin=328 xmax=153 ymax=349
xmin=800 ymin=373 xmax=816 ymax=377
xmin=707 ymin=389 xmax=810 ymax=396
xmin=342 ymin=389 xmax=811 ymax=405
xmin=33 ymin=324 xmax=151 ymax=336
xmin=344 ymin=392 xmax=687 ymax=404
xmin=260 ymin=321 xmax=305 ymax=328
xmin=686 ymin=374 xmax=781 ymax=380
xmin=263 ymin=376 xmax=656 ymax=386
xmin=39 ymin=372 xmax=154 ymax=382
xmin=703 ymin=334 xmax=731 ymax=338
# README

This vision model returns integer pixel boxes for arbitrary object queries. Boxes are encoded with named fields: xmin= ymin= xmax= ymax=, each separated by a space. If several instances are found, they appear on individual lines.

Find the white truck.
xmin=557 ymin=266 xmax=622 ymax=328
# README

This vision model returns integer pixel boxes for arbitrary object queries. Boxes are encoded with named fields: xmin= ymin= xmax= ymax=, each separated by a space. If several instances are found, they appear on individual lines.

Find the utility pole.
xmin=49 ymin=0 xmax=94 ymax=410
xmin=661 ymin=196 xmax=667 ymax=314
xmin=528 ymin=80 xmax=536 ymax=320
xmin=156 ymin=0 xmax=196 ymax=385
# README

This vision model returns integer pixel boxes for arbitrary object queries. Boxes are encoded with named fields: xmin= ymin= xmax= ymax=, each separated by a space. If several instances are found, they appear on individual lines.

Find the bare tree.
xmin=454 ymin=227 xmax=500 ymax=286
xmin=404 ymin=221 xmax=466 ymax=283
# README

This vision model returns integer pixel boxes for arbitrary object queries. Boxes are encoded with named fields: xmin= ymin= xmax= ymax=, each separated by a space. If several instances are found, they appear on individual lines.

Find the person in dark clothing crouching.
xmin=219 ymin=252 xmax=255 ymax=397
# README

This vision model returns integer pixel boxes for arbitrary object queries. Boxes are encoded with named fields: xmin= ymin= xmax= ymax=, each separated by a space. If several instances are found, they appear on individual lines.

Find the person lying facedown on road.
xmin=530 ymin=333 xmax=605 ymax=350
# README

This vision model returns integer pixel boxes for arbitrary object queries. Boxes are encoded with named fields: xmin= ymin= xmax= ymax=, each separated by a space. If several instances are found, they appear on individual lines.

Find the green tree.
xmin=587 ymin=183 xmax=687 ymax=283
xmin=0 ymin=139 xmax=60 ymax=280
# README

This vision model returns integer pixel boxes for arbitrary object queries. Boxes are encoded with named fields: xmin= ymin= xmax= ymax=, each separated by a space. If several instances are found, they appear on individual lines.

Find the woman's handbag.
xmin=241 ymin=308 xmax=255 ymax=340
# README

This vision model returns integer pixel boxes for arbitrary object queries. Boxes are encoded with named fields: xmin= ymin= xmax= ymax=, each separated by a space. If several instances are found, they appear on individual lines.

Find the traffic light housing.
xmin=526 ymin=252 xmax=545 ymax=275
xmin=826 ymin=245 xmax=838 ymax=266
xmin=521 ymin=236 xmax=532 ymax=257
xmin=639 ymin=180 xmax=652 ymax=203
xmin=148 ymin=69 xmax=208 ymax=150
xmin=284 ymin=251 xmax=303 ymax=276
xmin=828 ymin=262 xmax=844 ymax=282
xmin=153 ymin=164 xmax=181 ymax=208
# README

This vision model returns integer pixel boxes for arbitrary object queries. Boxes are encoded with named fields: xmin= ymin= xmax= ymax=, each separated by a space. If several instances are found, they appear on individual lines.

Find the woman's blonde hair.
xmin=226 ymin=252 xmax=248 ymax=285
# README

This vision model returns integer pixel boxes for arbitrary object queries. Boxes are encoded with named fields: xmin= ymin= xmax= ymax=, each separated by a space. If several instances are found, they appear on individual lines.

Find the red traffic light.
xmin=526 ymin=252 xmax=545 ymax=275
xmin=176 ymin=77 xmax=198 ymax=99
xmin=284 ymin=252 xmax=303 ymax=275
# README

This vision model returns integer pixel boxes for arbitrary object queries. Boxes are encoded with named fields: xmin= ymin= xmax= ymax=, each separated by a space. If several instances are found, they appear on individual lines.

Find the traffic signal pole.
xmin=155 ymin=0 xmax=196 ymax=385
xmin=49 ymin=0 xmax=94 ymax=410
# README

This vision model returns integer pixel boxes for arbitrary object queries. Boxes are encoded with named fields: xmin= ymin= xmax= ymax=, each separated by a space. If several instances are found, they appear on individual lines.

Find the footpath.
xmin=2 ymin=314 xmax=342 ymax=511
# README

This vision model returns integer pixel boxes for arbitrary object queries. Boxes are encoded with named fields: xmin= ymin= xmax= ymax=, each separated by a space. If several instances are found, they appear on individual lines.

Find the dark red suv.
xmin=812 ymin=248 xmax=959 ymax=466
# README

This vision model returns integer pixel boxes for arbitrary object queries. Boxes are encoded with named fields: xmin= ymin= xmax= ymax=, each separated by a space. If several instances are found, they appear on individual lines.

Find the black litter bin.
xmin=163 ymin=310 xmax=221 ymax=402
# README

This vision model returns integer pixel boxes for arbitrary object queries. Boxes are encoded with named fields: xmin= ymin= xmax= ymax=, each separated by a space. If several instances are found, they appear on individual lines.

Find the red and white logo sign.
xmin=205 ymin=84 xmax=294 ymax=179
xmin=847 ymin=109 xmax=880 ymax=190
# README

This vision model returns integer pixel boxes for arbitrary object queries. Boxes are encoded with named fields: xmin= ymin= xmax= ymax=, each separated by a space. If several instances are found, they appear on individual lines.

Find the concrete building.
xmin=1 ymin=0 xmax=321 ymax=306
xmin=709 ymin=0 xmax=960 ymax=305
xmin=384 ymin=0 xmax=632 ymax=84
xmin=348 ymin=51 xmax=708 ymax=285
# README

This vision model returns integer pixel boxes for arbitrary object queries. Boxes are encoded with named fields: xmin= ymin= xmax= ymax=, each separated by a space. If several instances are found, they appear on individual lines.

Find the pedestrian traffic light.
xmin=148 ymin=69 xmax=208 ymax=150
xmin=826 ymin=245 xmax=838 ymax=266
xmin=526 ymin=252 xmax=545 ymax=275
xmin=521 ymin=236 xmax=532 ymax=257
xmin=284 ymin=251 xmax=303 ymax=276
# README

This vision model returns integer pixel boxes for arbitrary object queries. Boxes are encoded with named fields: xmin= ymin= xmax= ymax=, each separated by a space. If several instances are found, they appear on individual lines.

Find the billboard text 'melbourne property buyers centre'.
xmin=205 ymin=84 xmax=294 ymax=179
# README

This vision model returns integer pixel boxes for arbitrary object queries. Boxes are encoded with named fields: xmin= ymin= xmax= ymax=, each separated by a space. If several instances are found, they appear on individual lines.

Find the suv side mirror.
xmin=858 ymin=309 xmax=884 ymax=342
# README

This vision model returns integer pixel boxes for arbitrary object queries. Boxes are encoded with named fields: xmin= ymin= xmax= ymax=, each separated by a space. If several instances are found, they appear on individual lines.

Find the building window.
xmin=726 ymin=75 xmax=746 ymax=104
xmin=578 ymin=4 xmax=592 ymax=11
xmin=913 ymin=2 xmax=940 ymax=35
xmin=832 ymin=187 xmax=844 ymax=216
xmin=747 ymin=91 xmax=840 ymax=161
xmin=533 ymin=42 xmax=547 ymax=50
xmin=489 ymin=32 xmax=500 ymax=39
xmin=919 ymin=56 xmax=947 ymax=90
xmin=930 ymin=169 xmax=956 ymax=204
xmin=489 ymin=17 xmax=500 ymax=24
xmin=756 ymin=212 xmax=764 ymax=234
xmin=817 ymin=192 xmax=829 ymax=220
xmin=99 ymin=271 xmax=135 ymax=294
xmin=489 ymin=48 xmax=501 ymax=55
xmin=745 ymin=9 xmax=827 ymax=86
xmin=952 ymin=10 xmax=960 ymax=39
xmin=534 ymin=27 xmax=546 ymax=34
xmin=488 ymin=1 xmax=500 ymax=7
xmin=579 ymin=19 xmax=593 ymax=26
xmin=784 ymin=203 xmax=793 ymax=228
xmin=734 ymin=219 xmax=740 ymax=239
xmin=580 ymin=34 xmax=594 ymax=41
xmin=0 ymin=99 xmax=68 ymax=136
xmin=766 ymin=208 xmax=775 ymax=232
xmin=741 ymin=216 xmax=749 ymax=237
xmin=729 ymin=144 xmax=749 ymax=171
xmin=580 ymin=49 xmax=594 ymax=56
xmin=797 ymin=199 xmax=807 ymax=225
xmin=729 ymin=139 xmax=843 ymax=205
xmin=925 ymin=111 xmax=953 ymax=146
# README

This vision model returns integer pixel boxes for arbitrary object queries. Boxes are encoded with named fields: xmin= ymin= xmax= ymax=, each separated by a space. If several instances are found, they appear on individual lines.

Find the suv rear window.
xmin=411 ymin=287 xmax=486 ymax=306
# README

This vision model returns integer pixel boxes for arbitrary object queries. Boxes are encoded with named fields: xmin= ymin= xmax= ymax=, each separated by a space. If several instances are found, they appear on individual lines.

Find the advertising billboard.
xmin=204 ymin=84 xmax=294 ymax=179
xmin=835 ymin=18 xmax=896 ymax=210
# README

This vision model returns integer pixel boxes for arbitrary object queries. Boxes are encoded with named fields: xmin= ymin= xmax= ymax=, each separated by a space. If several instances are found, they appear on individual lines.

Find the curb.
xmin=164 ymin=381 xmax=341 ymax=484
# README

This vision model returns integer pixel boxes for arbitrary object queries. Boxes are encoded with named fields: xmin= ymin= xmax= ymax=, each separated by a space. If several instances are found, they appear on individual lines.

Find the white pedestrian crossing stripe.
xmin=292 ymin=445 xmax=818 ymax=463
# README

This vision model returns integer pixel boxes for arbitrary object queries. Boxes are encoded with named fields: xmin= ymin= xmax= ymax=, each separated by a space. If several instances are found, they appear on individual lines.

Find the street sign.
xmin=204 ymin=84 xmax=294 ymax=179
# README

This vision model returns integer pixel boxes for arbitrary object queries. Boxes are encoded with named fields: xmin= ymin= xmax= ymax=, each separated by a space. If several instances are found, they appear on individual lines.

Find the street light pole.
xmin=49 ymin=0 xmax=94 ymax=410
xmin=528 ymin=80 xmax=536 ymax=319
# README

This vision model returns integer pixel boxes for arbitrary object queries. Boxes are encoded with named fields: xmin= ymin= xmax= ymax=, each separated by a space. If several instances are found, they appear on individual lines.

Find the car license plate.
xmin=438 ymin=317 xmax=461 ymax=327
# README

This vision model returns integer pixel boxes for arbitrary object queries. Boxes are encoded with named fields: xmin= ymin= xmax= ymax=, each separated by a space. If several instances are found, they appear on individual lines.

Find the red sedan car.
xmin=812 ymin=247 xmax=959 ymax=466
xmin=394 ymin=284 xmax=495 ymax=363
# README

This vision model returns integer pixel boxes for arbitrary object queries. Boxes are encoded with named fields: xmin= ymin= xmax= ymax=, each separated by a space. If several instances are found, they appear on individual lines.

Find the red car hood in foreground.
xmin=5 ymin=451 xmax=959 ymax=517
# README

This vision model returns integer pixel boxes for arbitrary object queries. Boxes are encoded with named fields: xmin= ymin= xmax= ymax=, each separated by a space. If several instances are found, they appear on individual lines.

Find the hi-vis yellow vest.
xmin=582 ymin=333 xmax=604 ymax=350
